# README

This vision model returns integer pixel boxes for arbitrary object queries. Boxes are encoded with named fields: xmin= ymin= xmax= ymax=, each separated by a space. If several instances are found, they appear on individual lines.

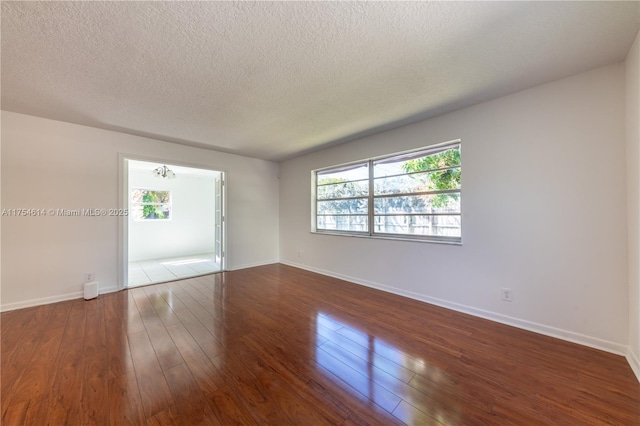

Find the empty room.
xmin=2 ymin=2 xmax=639 ymax=425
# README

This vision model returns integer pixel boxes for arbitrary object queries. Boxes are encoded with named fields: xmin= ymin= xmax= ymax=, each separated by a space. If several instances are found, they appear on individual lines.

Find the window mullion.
xmin=374 ymin=188 xmax=461 ymax=199
xmin=317 ymin=177 xmax=370 ymax=187
xmin=374 ymin=164 xmax=460 ymax=180
xmin=318 ymin=195 xmax=369 ymax=202
xmin=368 ymin=160 xmax=374 ymax=236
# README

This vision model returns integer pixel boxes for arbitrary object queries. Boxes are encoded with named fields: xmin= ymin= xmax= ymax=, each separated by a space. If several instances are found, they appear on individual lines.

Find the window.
xmin=131 ymin=189 xmax=172 ymax=221
xmin=314 ymin=140 xmax=461 ymax=243
xmin=316 ymin=162 xmax=369 ymax=233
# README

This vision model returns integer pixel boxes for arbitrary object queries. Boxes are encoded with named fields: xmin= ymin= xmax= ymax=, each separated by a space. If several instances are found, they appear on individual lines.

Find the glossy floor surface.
xmin=128 ymin=253 xmax=220 ymax=287
xmin=2 ymin=264 xmax=639 ymax=425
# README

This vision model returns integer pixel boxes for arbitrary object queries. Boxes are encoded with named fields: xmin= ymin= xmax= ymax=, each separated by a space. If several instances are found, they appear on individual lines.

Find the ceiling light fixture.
xmin=153 ymin=164 xmax=176 ymax=179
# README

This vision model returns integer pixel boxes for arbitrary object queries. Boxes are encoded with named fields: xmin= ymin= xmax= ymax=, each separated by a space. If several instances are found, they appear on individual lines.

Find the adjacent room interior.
xmin=1 ymin=2 xmax=639 ymax=425
xmin=126 ymin=159 xmax=223 ymax=287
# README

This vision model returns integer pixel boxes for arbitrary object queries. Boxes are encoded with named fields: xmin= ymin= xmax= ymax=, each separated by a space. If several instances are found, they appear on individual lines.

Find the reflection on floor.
xmin=128 ymin=252 xmax=220 ymax=287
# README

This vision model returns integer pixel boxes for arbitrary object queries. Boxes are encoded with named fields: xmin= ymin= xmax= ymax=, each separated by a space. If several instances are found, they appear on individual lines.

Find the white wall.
xmin=626 ymin=30 xmax=640 ymax=379
xmin=280 ymin=63 xmax=628 ymax=353
xmin=128 ymin=169 xmax=216 ymax=262
xmin=1 ymin=112 xmax=279 ymax=310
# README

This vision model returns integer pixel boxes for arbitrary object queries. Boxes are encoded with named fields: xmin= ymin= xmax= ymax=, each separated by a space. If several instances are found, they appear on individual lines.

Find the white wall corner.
xmin=627 ymin=348 xmax=640 ymax=383
xmin=626 ymin=29 xmax=640 ymax=384
xmin=281 ymin=260 xmax=629 ymax=357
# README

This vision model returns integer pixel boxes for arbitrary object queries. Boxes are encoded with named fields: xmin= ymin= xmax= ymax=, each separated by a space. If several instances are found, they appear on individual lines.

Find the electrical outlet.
xmin=85 ymin=273 xmax=95 ymax=282
xmin=501 ymin=288 xmax=513 ymax=302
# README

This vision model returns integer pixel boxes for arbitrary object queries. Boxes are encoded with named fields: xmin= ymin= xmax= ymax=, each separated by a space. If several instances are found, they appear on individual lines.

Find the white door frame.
xmin=118 ymin=153 xmax=227 ymax=290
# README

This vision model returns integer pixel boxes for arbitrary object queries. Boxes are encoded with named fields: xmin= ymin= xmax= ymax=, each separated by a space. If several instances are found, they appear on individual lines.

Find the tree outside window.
xmin=132 ymin=189 xmax=171 ymax=221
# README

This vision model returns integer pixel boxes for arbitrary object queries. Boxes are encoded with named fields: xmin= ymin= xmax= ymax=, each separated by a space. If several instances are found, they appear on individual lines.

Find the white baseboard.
xmin=0 ymin=260 xmax=632 ymax=372
xmin=99 ymin=285 xmax=120 ymax=295
xmin=1 ymin=284 xmax=121 ymax=312
xmin=226 ymin=260 xmax=279 ymax=271
xmin=280 ymin=260 xmax=628 ymax=356
xmin=627 ymin=348 xmax=640 ymax=382
xmin=1 ymin=291 xmax=83 ymax=312
xmin=0 ymin=263 xmax=278 ymax=312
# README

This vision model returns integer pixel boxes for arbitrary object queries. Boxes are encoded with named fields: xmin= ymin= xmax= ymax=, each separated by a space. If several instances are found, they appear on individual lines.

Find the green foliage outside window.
xmin=132 ymin=189 xmax=171 ymax=220
xmin=401 ymin=148 xmax=461 ymax=208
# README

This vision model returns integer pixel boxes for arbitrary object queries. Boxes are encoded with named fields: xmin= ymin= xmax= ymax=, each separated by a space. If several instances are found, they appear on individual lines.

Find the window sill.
xmin=311 ymin=230 xmax=462 ymax=245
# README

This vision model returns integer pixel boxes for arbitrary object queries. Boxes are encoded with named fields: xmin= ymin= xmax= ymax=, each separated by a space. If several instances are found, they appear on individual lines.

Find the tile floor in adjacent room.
xmin=128 ymin=252 xmax=220 ymax=287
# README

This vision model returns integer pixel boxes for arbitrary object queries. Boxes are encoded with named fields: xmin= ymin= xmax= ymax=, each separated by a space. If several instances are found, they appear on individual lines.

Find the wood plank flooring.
xmin=2 ymin=264 xmax=639 ymax=425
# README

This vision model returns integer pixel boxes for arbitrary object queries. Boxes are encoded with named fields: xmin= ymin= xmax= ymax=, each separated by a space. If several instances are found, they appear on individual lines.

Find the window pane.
xmin=318 ymin=215 xmax=368 ymax=232
xmin=318 ymin=180 xmax=369 ymax=200
xmin=374 ymin=167 xmax=461 ymax=195
xmin=132 ymin=204 xmax=171 ymax=220
xmin=374 ymin=193 xmax=460 ymax=215
xmin=131 ymin=189 xmax=171 ymax=203
xmin=373 ymin=215 xmax=461 ymax=237
xmin=317 ymin=198 xmax=368 ymax=215
xmin=374 ymin=145 xmax=461 ymax=177
xmin=131 ymin=188 xmax=172 ymax=221
xmin=132 ymin=205 xmax=145 ymax=221
xmin=317 ymin=163 xmax=369 ymax=183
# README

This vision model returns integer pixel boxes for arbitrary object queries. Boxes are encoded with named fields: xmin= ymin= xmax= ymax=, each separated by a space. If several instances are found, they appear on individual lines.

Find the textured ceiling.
xmin=2 ymin=2 xmax=639 ymax=161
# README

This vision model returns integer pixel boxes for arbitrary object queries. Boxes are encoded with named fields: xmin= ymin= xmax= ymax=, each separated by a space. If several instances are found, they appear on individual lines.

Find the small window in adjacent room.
xmin=313 ymin=140 xmax=461 ymax=243
xmin=131 ymin=189 xmax=172 ymax=221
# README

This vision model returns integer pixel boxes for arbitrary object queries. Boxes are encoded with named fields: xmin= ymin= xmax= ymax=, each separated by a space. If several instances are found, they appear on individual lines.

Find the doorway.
xmin=123 ymin=159 xmax=224 ymax=287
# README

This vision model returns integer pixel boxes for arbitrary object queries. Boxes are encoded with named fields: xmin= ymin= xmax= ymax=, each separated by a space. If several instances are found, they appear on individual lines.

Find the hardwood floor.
xmin=2 ymin=264 xmax=639 ymax=425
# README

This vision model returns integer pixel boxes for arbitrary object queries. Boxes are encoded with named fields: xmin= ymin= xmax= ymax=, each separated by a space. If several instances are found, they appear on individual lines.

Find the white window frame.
xmin=312 ymin=140 xmax=461 ymax=244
